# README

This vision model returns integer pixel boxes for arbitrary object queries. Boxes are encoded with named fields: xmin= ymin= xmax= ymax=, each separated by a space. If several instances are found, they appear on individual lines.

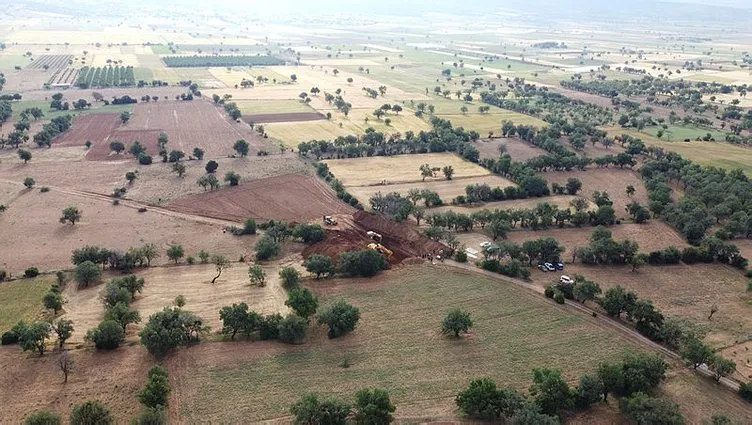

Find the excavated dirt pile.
xmin=303 ymin=211 xmax=447 ymax=264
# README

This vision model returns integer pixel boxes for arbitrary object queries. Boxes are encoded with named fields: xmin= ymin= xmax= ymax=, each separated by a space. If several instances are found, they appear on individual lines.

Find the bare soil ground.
xmin=0 ymin=345 xmax=153 ymax=423
xmin=62 ymin=259 xmax=299 ymax=343
xmin=53 ymin=113 xmax=121 ymax=148
xmin=472 ymin=137 xmax=547 ymax=161
xmin=0 ymin=184 xmax=253 ymax=273
xmin=303 ymin=211 xmax=446 ymax=263
xmin=167 ymin=173 xmax=353 ymax=222
xmin=506 ymin=221 xmax=689 ymax=257
xmin=540 ymin=168 xmax=649 ymax=215
xmin=122 ymin=100 xmax=274 ymax=157
xmin=0 ymin=151 xmax=309 ymax=205
xmin=243 ymin=111 xmax=325 ymax=123
xmin=529 ymin=263 xmax=752 ymax=353
xmin=324 ymin=153 xmax=490 ymax=186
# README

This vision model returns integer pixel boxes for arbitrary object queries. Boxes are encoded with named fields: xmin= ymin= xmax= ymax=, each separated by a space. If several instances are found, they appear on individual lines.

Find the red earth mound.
xmin=303 ymin=210 xmax=448 ymax=264
xmin=242 ymin=112 xmax=325 ymax=123
xmin=166 ymin=173 xmax=354 ymax=222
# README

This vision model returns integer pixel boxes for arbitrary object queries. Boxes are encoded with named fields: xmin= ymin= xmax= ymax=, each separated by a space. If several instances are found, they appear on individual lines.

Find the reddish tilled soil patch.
xmin=243 ymin=112 xmax=325 ymax=123
xmin=54 ymin=113 xmax=121 ymax=147
xmin=87 ymin=129 xmax=165 ymax=161
xmin=303 ymin=210 xmax=447 ymax=263
xmin=124 ymin=100 xmax=270 ymax=157
xmin=166 ymin=173 xmax=353 ymax=222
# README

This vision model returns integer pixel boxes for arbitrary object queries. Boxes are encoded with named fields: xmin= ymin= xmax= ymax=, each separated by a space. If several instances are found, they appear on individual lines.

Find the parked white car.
xmin=559 ymin=275 xmax=574 ymax=285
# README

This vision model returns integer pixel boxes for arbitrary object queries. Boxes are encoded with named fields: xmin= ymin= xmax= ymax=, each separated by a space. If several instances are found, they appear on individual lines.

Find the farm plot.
xmin=53 ymin=113 xmax=121 ymax=148
xmin=324 ymin=153 xmax=490 ymax=186
xmin=25 ymin=54 xmax=72 ymax=70
xmin=0 ymin=277 xmax=51 ymax=333
xmin=541 ymin=168 xmax=649 ymax=214
xmin=162 ymin=55 xmax=284 ymax=67
xmin=166 ymin=173 xmax=353 ymax=222
xmin=117 ymin=100 xmax=271 ymax=157
xmin=166 ymin=264 xmax=640 ymax=423
xmin=0 ymin=188 xmax=253 ymax=273
xmin=346 ymin=175 xmax=516 ymax=205
xmin=506 ymin=220 xmax=689 ymax=257
xmin=75 ymin=66 xmax=136 ymax=88
xmin=431 ymin=195 xmax=596 ymax=215
xmin=62 ymin=261 xmax=296 ymax=343
xmin=529 ymin=262 xmax=752 ymax=351
xmin=47 ymin=67 xmax=79 ymax=87
xmin=243 ymin=111 xmax=325 ymax=123
xmin=472 ymin=137 xmax=547 ymax=161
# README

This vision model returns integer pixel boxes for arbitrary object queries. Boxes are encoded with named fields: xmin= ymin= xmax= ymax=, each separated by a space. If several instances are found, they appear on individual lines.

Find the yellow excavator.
xmin=367 ymin=243 xmax=393 ymax=258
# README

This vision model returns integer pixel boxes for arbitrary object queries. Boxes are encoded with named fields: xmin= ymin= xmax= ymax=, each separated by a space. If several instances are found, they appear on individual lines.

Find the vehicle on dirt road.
xmin=554 ymin=262 xmax=564 ymax=270
xmin=323 ymin=215 xmax=337 ymax=225
xmin=368 ymin=243 xmax=393 ymax=258
xmin=543 ymin=263 xmax=556 ymax=272
xmin=537 ymin=264 xmax=548 ymax=272
xmin=559 ymin=275 xmax=574 ymax=285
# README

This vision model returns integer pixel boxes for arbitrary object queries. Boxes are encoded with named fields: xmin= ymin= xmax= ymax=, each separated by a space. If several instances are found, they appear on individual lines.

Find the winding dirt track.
xmin=444 ymin=260 xmax=742 ymax=392
xmin=0 ymin=178 xmax=241 ymax=228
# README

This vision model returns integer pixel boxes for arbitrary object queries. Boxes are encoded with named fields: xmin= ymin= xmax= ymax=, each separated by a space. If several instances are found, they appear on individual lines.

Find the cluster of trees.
xmin=75 ymin=66 xmax=136 ymax=88
xmin=560 ymin=75 xmax=747 ymax=113
xmin=476 ymin=237 xmax=564 ymax=279
xmin=0 ymin=100 xmax=12 ymax=127
xmin=139 ymin=301 xmax=207 ymax=358
xmin=299 ymin=117 xmax=480 ymax=162
xmin=26 ymin=400 xmax=116 ymax=425
xmin=85 ymin=275 xmax=144 ymax=350
xmin=33 ymin=115 xmax=73 ymax=148
xmin=316 ymin=162 xmax=362 ymax=208
xmin=220 ymin=296 xmax=360 ymax=344
xmin=135 ymin=366 xmax=170 ymax=423
xmin=426 ymin=200 xmax=617 ymax=242
xmin=71 ymin=243 xmax=160 ymax=277
xmin=290 ymin=388 xmax=394 ymax=425
xmin=480 ymin=83 xmax=613 ymax=127
xmin=162 ymin=55 xmax=284 ymax=67
xmin=456 ymin=353 xmax=671 ymax=423
xmin=574 ymin=227 xmax=641 ymax=266
xmin=641 ymin=151 xmax=752 ymax=250
xmin=301 ymin=249 xmax=389 ymax=280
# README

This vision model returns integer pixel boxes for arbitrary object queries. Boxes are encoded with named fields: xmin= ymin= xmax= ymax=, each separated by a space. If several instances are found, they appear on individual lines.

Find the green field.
xmin=133 ymin=67 xmax=154 ymax=82
xmin=11 ymin=100 xmax=135 ymax=121
xmin=0 ymin=55 xmax=32 ymax=69
xmin=642 ymin=124 xmax=728 ymax=142
xmin=0 ymin=277 xmax=51 ymax=332
xmin=614 ymin=128 xmax=752 ymax=175
xmin=176 ymin=265 xmax=639 ymax=422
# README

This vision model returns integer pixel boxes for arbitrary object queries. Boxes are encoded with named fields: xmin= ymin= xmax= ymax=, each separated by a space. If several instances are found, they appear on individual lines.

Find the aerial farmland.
xmin=0 ymin=1 xmax=751 ymax=424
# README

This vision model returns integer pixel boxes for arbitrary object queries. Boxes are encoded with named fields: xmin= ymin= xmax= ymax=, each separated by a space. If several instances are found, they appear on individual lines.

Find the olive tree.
xmin=441 ymin=308 xmax=473 ymax=337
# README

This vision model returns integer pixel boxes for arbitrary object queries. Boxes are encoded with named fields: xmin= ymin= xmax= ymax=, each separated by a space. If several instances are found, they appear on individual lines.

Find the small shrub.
xmin=24 ymin=267 xmax=40 ymax=278
xmin=553 ymin=291 xmax=565 ymax=304
xmin=455 ymin=251 xmax=468 ymax=263
xmin=0 ymin=269 xmax=7 ymax=281
xmin=739 ymin=382 xmax=752 ymax=402
xmin=186 ymin=256 xmax=195 ymax=265
xmin=544 ymin=286 xmax=555 ymax=298
xmin=1 ymin=330 xmax=19 ymax=345
xmin=40 ymin=187 xmax=50 ymax=193
xmin=86 ymin=320 xmax=125 ymax=350
xmin=112 ymin=199 xmax=120 ymax=206
xmin=23 ymin=411 xmax=61 ymax=425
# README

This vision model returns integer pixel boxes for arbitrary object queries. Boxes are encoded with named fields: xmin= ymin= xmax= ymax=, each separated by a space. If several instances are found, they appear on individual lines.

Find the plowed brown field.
xmin=166 ymin=173 xmax=353 ymax=221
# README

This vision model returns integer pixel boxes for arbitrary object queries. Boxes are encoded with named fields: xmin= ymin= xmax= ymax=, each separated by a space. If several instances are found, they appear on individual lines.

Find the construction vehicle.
xmin=323 ymin=215 xmax=337 ymax=226
xmin=367 ymin=243 xmax=393 ymax=258
xmin=366 ymin=231 xmax=382 ymax=242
